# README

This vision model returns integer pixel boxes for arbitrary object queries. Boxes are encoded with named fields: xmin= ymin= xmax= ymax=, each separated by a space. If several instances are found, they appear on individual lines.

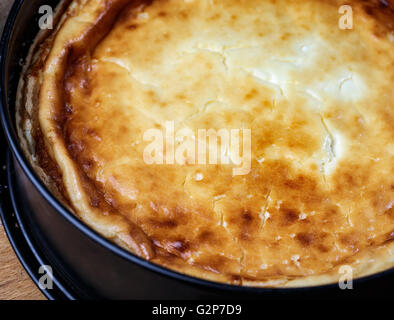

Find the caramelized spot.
xmin=90 ymin=196 xmax=100 ymax=208
xmin=179 ymin=10 xmax=188 ymax=19
xmin=384 ymin=231 xmax=394 ymax=244
xmin=82 ymin=159 xmax=93 ymax=171
xmin=244 ymin=88 xmax=258 ymax=100
xmin=284 ymin=175 xmax=307 ymax=190
xmin=230 ymin=14 xmax=238 ymax=22
xmin=340 ymin=233 xmax=360 ymax=251
xmin=197 ymin=255 xmax=231 ymax=274
xmin=169 ymin=239 xmax=189 ymax=253
xmin=148 ymin=218 xmax=178 ymax=229
xmin=242 ymin=211 xmax=254 ymax=224
xmin=281 ymin=207 xmax=299 ymax=225
xmin=127 ymin=24 xmax=138 ymax=30
xmin=317 ymin=245 xmax=329 ymax=253
xmin=198 ymin=230 xmax=216 ymax=244
xmin=296 ymin=232 xmax=315 ymax=246
xmin=240 ymin=231 xmax=250 ymax=241
xmin=231 ymin=274 xmax=241 ymax=282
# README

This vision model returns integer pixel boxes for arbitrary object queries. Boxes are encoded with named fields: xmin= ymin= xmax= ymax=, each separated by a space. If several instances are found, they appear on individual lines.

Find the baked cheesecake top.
xmin=17 ymin=0 xmax=394 ymax=286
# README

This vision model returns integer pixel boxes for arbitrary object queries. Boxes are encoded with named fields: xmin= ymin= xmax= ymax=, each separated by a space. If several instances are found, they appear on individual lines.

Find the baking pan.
xmin=0 ymin=0 xmax=393 ymax=299
xmin=0 ymin=131 xmax=77 ymax=300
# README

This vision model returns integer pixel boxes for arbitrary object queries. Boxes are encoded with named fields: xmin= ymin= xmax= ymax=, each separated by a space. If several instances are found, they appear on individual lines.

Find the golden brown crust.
xmin=17 ymin=0 xmax=394 ymax=287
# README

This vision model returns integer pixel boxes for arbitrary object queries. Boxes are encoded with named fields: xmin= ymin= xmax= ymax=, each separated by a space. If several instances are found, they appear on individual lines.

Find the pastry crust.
xmin=17 ymin=0 xmax=394 ymax=287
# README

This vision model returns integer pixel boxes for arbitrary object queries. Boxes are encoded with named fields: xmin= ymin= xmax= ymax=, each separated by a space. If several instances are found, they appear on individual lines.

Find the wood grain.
xmin=0 ymin=220 xmax=45 ymax=300
xmin=0 ymin=0 xmax=45 ymax=301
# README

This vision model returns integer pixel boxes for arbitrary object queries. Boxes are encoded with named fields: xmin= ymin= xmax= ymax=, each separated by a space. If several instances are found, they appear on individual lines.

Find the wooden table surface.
xmin=0 ymin=225 xmax=45 ymax=300
xmin=0 ymin=0 xmax=45 ymax=301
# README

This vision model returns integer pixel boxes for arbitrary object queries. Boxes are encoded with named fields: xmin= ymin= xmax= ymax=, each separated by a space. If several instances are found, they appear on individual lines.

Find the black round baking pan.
xmin=0 ymin=0 xmax=393 ymax=300
xmin=0 ymin=132 xmax=78 ymax=300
